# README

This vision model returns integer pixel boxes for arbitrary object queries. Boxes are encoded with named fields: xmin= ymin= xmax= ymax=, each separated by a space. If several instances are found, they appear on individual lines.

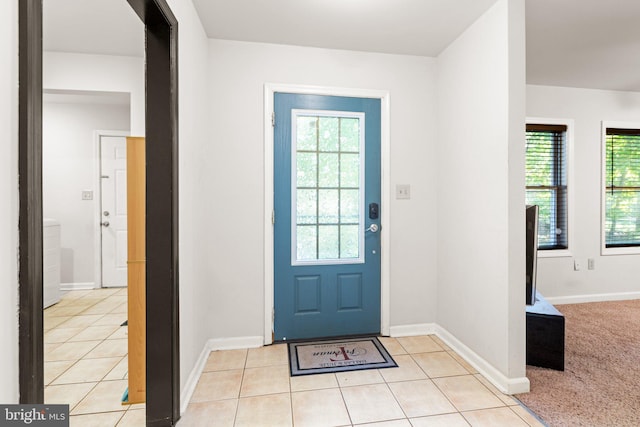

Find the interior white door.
xmin=100 ymin=135 xmax=128 ymax=287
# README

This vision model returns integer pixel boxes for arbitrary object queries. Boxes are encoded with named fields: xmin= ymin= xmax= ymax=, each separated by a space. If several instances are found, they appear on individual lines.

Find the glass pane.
xmin=297 ymin=152 xmax=317 ymax=187
xmin=318 ymin=189 xmax=339 ymax=224
xmin=318 ymin=153 xmax=339 ymax=187
xmin=297 ymin=189 xmax=317 ymax=225
xmin=606 ymin=190 xmax=640 ymax=245
xmin=319 ymin=117 xmax=339 ymax=152
xmin=318 ymin=225 xmax=339 ymax=259
xmin=292 ymin=111 xmax=365 ymax=263
xmin=340 ymin=189 xmax=359 ymax=224
xmin=605 ymin=133 xmax=640 ymax=246
xmin=340 ymin=225 xmax=359 ymax=258
xmin=526 ymin=189 xmax=554 ymax=247
xmin=297 ymin=116 xmax=317 ymax=151
xmin=340 ymin=153 xmax=360 ymax=188
xmin=607 ymin=135 xmax=640 ymax=187
xmin=297 ymin=226 xmax=317 ymax=260
xmin=525 ymin=132 xmax=554 ymax=186
xmin=340 ymin=118 xmax=360 ymax=152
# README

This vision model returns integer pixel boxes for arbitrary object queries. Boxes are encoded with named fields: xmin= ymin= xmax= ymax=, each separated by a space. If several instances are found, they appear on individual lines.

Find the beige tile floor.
xmin=44 ymin=288 xmax=144 ymax=427
xmin=179 ymin=336 xmax=544 ymax=427
xmin=46 ymin=290 xmax=543 ymax=427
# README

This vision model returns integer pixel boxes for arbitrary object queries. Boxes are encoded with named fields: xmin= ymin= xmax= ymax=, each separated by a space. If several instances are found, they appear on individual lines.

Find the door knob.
xmin=365 ymin=224 xmax=379 ymax=233
xmin=101 ymin=221 xmax=110 ymax=227
xmin=103 ymin=211 xmax=110 ymax=217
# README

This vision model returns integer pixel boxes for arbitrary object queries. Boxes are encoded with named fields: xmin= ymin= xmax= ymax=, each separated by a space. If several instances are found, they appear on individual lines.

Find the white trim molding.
xmin=390 ymin=324 xmax=529 ymax=395
xmin=60 ymin=282 xmax=97 ymax=291
xmin=434 ymin=325 xmax=530 ymax=395
xmin=545 ymin=291 xmax=640 ymax=305
xmin=389 ymin=323 xmax=436 ymax=337
xmin=263 ymin=83 xmax=391 ymax=344
xmin=180 ymin=336 xmax=264 ymax=414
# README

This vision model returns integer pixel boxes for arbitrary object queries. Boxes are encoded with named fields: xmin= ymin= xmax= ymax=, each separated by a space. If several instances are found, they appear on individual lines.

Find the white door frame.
xmin=93 ymin=130 xmax=130 ymax=289
xmin=263 ymin=84 xmax=391 ymax=344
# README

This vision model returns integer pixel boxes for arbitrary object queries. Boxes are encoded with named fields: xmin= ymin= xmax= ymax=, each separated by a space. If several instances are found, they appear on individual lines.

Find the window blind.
xmin=605 ymin=128 xmax=640 ymax=247
xmin=526 ymin=124 xmax=568 ymax=250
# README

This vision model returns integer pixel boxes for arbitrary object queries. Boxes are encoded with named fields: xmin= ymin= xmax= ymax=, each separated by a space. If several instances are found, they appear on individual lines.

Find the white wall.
xmin=206 ymin=39 xmax=438 ymax=338
xmin=43 ymin=52 xmax=144 ymax=136
xmin=436 ymin=0 xmax=527 ymax=391
xmin=43 ymin=99 xmax=130 ymax=285
xmin=0 ymin=0 xmax=19 ymax=403
xmin=527 ymin=85 xmax=640 ymax=302
xmin=165 ymin=0 xmax=213 ymax=399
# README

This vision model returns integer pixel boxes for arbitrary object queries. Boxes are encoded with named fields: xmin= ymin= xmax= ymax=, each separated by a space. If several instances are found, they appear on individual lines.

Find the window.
xmin=604 ymin=126 xmax=640 ymax=248
xmin=526 ymin=123 xmax=568 ymax=250
xmin=292 ymin=110 xmax=365 ymax=265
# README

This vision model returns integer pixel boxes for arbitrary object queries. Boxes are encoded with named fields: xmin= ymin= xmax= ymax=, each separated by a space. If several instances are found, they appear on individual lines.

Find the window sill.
xmin=537 ymin=249 xmax=572 ymax=258
xmin=602 ymin=246 xmax=640 ymax=256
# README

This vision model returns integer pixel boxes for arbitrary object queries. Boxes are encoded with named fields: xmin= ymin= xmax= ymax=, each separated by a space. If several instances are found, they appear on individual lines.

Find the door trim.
xmin=263 ymin=84 xmax=391 ymax=344
xmin=94 ymin=130 xmax=130 ymax=289
xmin=18 ymin=0 xmax=44 ymax=403
xmin=20 ymin=0 xmax=180 ymax=425
xmin=126 ymin=0 xmax=181 ymax=424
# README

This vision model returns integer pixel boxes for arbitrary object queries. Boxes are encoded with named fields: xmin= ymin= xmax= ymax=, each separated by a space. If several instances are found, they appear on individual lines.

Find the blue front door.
xmin=274 ymin=93 xmax=381 ymax=341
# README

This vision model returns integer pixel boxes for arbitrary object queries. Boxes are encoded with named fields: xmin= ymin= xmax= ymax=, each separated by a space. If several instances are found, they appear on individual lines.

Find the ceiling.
xmin=43 ymin=0 xmax=640 ymax=92
xmin=43 ymin=0 xmax=144 ymax=57
xmin=526 ymin=0 xmax=640 ymax=92
xmin=191 ymin=0 xmax=497 ymax=57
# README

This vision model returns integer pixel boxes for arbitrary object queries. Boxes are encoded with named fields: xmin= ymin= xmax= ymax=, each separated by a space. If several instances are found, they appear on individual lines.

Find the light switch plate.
xmin=396 ymin=184 xmax=410 ymax=200
xmin=81 ymin=190 xmax=93 ymax=201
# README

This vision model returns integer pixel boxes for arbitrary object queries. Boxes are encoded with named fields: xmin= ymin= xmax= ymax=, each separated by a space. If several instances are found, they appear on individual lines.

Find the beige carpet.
xmin=516 ymin=299 xmax=640 ymax=427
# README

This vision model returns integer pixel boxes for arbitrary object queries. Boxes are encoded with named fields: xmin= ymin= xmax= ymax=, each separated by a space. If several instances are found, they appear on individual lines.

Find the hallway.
xmin=179 ymin=335 xmax=542 ymax=426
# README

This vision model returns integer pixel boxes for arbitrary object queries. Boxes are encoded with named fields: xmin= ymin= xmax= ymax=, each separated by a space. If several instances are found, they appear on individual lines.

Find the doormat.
xmin=288 ymin=337 xmax=397 ymax=376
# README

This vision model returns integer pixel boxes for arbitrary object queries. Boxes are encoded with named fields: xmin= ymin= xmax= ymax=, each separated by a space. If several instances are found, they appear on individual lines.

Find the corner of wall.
xmin=434 ymin=0 xmax=527 ymax=384
xmin=435 ymin=325 xmax=529 ymax=395
xmin=180 ymin=336 xmax=263 ymax=414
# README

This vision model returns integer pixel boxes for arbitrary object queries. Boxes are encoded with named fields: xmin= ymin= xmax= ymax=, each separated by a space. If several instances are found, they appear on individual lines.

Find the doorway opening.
xmin=19 ymin=0 xmax=180 ymax=425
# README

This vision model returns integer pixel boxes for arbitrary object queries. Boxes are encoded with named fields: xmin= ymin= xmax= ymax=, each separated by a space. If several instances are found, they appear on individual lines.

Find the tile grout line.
xmin=44 ymin=289 xmax=136 ymax=424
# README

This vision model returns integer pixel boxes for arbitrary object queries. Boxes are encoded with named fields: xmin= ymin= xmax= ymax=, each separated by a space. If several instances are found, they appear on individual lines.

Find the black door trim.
xmin=18 ymin=0 xmax=44 ymax=404
xmin=126 ymin=0 xmax=180 ymax=425
xmin=19 ymin=0 xmax=180 ymax=425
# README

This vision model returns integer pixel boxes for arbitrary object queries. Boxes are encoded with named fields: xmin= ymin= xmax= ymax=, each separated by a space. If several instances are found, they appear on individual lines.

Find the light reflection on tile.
xmin=291 ymin=388 xmax=351 ymax=427
xmin=235 ymin=393 xmax=292 ymax=427
xmin=433 ymin=375 xmax=505 ymax=412
xmin=341 ymin=383 xmax=405 ymax=424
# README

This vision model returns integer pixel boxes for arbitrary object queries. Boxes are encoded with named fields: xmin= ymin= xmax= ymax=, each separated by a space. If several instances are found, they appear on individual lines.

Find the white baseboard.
xmin=389 ymin=323 xmax=436 ymax=337
xmin=434 ymin=325 xmax=530 ymax=395
xmin=208 ymin=336 xmax=264 ymax=351
xmin=180 ymin=336 xmax=264 ymax=414
xmin=180 ymin=342 xmax=211 ymax=415
xmin=60 ymin=282 xmax=96 ymax=291
xmin=390 ymin=323 xmax=529 ymax=395
xmin=544 ymin=291 xmax=640 ymax=305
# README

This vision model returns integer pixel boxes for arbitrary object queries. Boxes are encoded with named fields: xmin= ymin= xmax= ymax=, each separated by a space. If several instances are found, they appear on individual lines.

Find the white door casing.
xmin=100 ymin=135 xmax=128 ymax=287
